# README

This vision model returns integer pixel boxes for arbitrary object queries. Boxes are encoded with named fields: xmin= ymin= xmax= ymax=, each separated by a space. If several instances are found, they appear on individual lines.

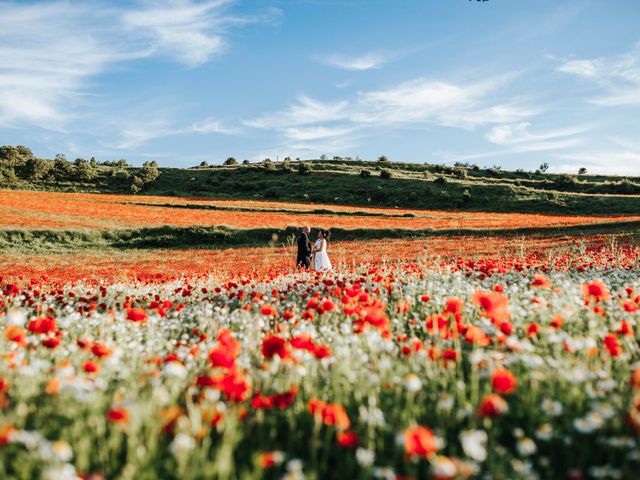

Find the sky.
xmin=1 ymin=0 xmax=640 ymax=174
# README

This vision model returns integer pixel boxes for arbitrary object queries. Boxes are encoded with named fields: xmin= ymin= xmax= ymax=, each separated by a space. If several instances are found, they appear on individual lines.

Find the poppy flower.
xmin=91 ymin=343 xmax=112 ymax=358
xmin=261 ymin=335 xmax=290 ymax=360
xmin=336 ymin=430 xmax=359 ymax=447
xmin=28 ymin=317 xmax=57 ymax=334
xmin=582 ymin=281 xmax=611 ymax=303
xmin=491 ymin=368 xmax=517 ymax=394
xmin=403 ymin=425 xmax=439 ymax=458
xmin=4 ymin=325 xmax=26 ymax=345
xmin=107 ymin=407 xmax=129 ymax=424
xmin=477 ymin=393 xmax=508 ymax=417
xmin=531 ymin=274 xmax=552 ymax=289
xmin=126 ymin=307 xmax=148 ymax=322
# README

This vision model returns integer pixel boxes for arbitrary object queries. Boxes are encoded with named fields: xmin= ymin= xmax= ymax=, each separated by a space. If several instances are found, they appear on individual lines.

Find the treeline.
xmin=0 ymin=145 xmax=159 ymax=193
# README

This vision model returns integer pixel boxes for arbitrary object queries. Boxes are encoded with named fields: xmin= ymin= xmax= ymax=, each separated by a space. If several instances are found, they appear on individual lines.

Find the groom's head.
xmin=302 ymin=226 xmax=310 ymax=234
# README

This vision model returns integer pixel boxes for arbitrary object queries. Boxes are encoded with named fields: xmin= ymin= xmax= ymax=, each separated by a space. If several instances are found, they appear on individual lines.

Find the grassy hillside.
xmin=3 ymin=147 xmax=640 ymax=215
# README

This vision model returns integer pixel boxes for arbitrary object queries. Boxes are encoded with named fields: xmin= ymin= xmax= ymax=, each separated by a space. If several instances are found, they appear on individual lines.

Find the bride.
xmin=312 ymin=229 xmax=332 ymax=272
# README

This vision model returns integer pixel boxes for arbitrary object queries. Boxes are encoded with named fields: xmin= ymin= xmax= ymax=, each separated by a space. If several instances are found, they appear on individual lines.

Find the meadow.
xmin=1 ymin=171 xmax=640 ymax=479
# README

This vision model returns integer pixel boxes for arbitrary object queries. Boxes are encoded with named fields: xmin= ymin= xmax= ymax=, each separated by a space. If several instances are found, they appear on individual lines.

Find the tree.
xmin=380 ymin=169 xmax=392 ymax=179
xmin=23 ymin=157 xmax=52 ymax=181
xmin=224 ymin=157 xmax=237 ymax=166
xmin=53 ymin=157 xmax=74 ymax=180
xmin=378 ymin=155 xmax=389 ymax=163
xmin=0 ymin=146 xmax=23 ymax=165
xmin=578 ymin=167 xmax=587 ymax=175
xmin=537 ymin=162 xmax=550 ymax=173
xmin=16 ymin=146 xmax=33 ymax=158
xmin=320 ymin=154 xmax=327 ymax=160
xmin=242 ymin=159 xmax=250 ymax=165
xmin=199 ymin=161 xmax=209 ymax=168
xmin=138 ymin=161 xmax=159 ymax=184
xmin=74 ymin=158 xmax=97 ymax=181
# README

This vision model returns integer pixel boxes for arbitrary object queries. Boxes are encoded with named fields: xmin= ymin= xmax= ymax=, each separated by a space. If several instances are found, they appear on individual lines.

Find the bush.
xmin=462 ymin=189 xmax=472 ymax=203
xmin=224 ymin=157 xmax=237 ymax=166
xmin=380 ymin=169 xmax=392 ymax=179
xmin=434 ymin=176 xmax=446 ymax=185
xmin=452 ymin=167 xmax=468 ymax=179
xmin=360 ymin=170 xmax=371 ymax=178
xmin=298 ymin=162 xmax=311 ymax=175
xmin=138 ymin=161 xmax=159 ymax=183
xmin=74 ymin=159 xmax=97 ymax=182
xmin=23 ymin=157 xmax=52 ymax=181
xmin=378 ymin=155 xmax=389 ymax=163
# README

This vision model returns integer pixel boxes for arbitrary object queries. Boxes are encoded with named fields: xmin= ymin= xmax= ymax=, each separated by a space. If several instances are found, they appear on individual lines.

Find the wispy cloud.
xmin=485 ymin=122 xmax=589 ymax=152
xmin=116 ymin=116 xmax=235 ymax=149
xmin=557 ymin=45 xmax=640 ymax=106
xmin=553 ymin=150 xmax=640 ymax=176
xmin=0 ymin=0 xmax=257 ymax=131
xmin=320 ymin=52 xmax=389 ymax=71
xmin=245 ymin=73 xmax=538 ymax=154
xmin=121 ymin=0 xmax=238 ymax=68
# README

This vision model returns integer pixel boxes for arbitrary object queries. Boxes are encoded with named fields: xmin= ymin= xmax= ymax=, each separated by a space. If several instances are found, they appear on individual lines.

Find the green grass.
xmin=4 ymin=158 xmax=640 ymax=215
xmin=3 ymin=220 xmax=639 ymax=253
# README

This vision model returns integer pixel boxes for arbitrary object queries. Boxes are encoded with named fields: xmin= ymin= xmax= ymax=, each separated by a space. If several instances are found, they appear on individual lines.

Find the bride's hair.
xmin=322 ymin=229 xmax=332 ymax=241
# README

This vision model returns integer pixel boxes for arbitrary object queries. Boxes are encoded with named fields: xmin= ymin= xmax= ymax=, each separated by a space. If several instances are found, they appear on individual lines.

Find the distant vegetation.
xmin=2 ymin=145 xmax=640 ymax=215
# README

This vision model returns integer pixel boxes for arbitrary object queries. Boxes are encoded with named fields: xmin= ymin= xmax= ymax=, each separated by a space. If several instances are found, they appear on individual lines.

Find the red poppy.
xmin=531 ymin=274 xmax=552 ymax=289
xmin=126 ymin=307 xmax=148 ymax=322
xmin=84 ymin=361 xmax=100 ymax=373
xmin=403 ymin=425 xmax=438 ymax=458
xmin=491 ymin=368 xmax=517 ymax=394
xmin=336 ymin=430 xmax=359 ymax=447
xmin=477 ymin=393 xmax=508 ymax=417
xmin=91 ymin=343 xmax=112 ymax=358
xmin=28 ymin=317 xmax=57 ymax=335
xmin=582 ymin=281 xmax=611 ymax=303
xmin=261 ymin=335 xmax=290 ymax=360
xmin=42 ymin=337 xmax=60 ymax=349
xmin=107 ymin=406 xmax=129 ymax=424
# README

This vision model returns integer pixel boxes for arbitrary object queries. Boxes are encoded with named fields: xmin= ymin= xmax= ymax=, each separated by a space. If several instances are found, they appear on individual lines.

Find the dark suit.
xmin=296 ymin=231 xmax=312 ymax=268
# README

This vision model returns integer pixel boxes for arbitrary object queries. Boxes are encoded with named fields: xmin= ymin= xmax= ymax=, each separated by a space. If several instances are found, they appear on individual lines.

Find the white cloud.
xmin=0 ymin=2 xmax=130 ymax=129
xmin=557 ymin=46 xmax=640 ymax=106
xmin=116 ymin=116 xmax=234 ymax=149
xmin=121 ymin=0 xmax=234 ymax=68
xmin=554 ymin=150 xmax=640 ymax=176
xmin=321 ymin=52 xmax=389 ymax=71
xmin=0 ymin=0 xmax=256 ymax=131
xmin=245 ymin=95 xmax=350 ymax=129
xmin=245 ymin=73 xmax=538 ymax=154
xmin=188 ymin=116 xmax=235 ymax=134
xmin=485 ymin=122 xmax=589 ymax=151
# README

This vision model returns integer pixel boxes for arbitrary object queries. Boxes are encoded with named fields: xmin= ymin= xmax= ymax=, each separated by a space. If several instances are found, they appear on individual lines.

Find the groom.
xmin=296 ymin=226 xmax=312 ymax=269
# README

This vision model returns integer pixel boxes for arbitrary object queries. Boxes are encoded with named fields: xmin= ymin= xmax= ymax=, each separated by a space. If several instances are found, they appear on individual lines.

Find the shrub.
xmin=380 ymin=169 xmax=392 ymax=179
xmin=378 ymin=155 xmax=389 ymax=163
xmin=462 ymin=189 xmax=472 ymax=203
xmin=23 ymin=157 xmax=52 ymax=181
xmin=298 ymin=162 xmax=311 ymax=175
xmin=434 ymin=176 xmax=446 ymax=185
xmin=224 ymin=157 xmax=237 ymax=166
xmin=73 ymin=159 xmax=97 ymax=182
xmin=452 ymin=167 xmax=468 ymax=179
xmin=360 ymin=170 xmax=371 ymax=178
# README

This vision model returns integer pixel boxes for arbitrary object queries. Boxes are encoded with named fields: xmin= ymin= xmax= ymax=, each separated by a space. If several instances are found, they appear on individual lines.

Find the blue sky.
xmin=1 ymin=0 xmax=639 ymax=174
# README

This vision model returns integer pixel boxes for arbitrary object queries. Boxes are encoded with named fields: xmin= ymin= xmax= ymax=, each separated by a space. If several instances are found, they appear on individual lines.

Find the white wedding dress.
xmin=313 ymin=239 xmax=332 ymax=272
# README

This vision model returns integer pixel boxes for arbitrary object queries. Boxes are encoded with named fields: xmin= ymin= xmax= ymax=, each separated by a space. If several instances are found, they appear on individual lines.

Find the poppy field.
xmin=2 ymin=188 xmax=640 ymax=479
xmin=3 ymin=190 xmax=640 ymax=231
xmin=1 ymin=238 xmax=640 ymax=479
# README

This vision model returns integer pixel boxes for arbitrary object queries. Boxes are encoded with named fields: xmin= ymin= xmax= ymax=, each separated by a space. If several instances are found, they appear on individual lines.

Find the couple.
xmin=296 ymin=226 xmax=332 ymax=272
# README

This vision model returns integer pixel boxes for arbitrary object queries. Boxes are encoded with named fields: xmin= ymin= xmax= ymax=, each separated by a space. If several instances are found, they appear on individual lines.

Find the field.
xmin=1 ymin=183 xmax=640 ymax=479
